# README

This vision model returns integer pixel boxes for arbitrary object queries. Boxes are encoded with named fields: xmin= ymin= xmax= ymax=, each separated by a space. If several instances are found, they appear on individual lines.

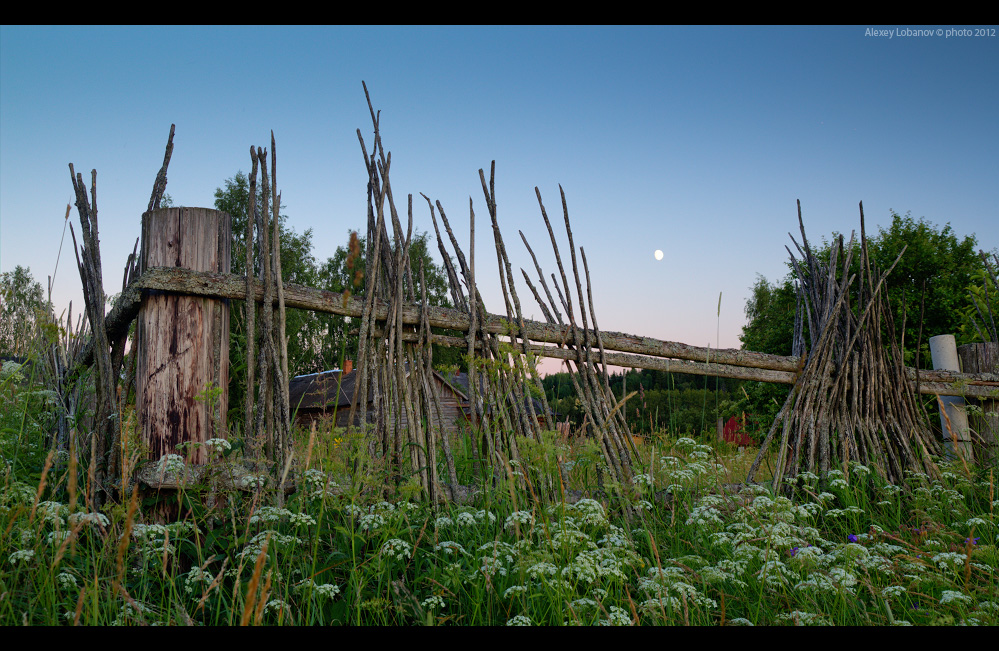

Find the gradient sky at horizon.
xmin=2 ymin=26 xmax=996 ymax=375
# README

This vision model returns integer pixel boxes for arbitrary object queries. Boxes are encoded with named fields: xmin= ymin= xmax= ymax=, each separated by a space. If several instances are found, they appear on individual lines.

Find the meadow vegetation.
xmin=2 ymin=355 xmax=997 ymax=626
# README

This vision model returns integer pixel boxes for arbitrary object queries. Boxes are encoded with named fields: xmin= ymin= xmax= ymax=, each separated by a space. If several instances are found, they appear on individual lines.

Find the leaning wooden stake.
xmin=69 ymin=165 xmax=117 ymax=509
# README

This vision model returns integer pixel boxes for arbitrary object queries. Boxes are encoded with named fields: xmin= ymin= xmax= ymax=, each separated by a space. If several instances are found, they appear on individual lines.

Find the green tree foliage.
xmin=0 ymin=266 xmax=48 ymax=358
xmin=961 ymin=254 xmax=999 ymax=343
xmin=871 ymin=211 xmax=983 ymax=363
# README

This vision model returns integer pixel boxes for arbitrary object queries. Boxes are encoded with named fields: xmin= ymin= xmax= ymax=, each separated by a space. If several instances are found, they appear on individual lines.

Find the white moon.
xmin=654 ymin=250 xmax=664 ymax=261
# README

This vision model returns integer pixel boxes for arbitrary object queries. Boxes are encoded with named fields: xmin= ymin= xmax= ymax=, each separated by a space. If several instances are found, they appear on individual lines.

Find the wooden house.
xmin=440 ymin=371 xmax=554 ymax=428
xmin=288 ymin=361 xmax=470 ymax=435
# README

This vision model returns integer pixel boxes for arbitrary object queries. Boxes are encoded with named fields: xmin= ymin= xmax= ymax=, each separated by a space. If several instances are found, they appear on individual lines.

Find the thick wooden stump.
xmin=137 ymin=207 xmax=230 ymax=466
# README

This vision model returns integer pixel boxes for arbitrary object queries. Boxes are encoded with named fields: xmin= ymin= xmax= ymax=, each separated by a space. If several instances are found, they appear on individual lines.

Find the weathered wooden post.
xmin=958 ymin=342 xmax=999 ymax=466
xmin=930 ymin=334 xmax=972 ymax=461
xmin=137 ymin=207 xmax=231 ymax=467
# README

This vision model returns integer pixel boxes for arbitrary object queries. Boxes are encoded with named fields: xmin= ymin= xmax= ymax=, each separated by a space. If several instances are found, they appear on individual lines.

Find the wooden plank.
xmin=94 ymin=265 xmax=999 ymax=399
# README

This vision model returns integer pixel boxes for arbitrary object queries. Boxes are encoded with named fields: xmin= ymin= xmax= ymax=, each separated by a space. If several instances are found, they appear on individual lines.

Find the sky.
xmin=2 ymin=25 xmax=997 ymax=376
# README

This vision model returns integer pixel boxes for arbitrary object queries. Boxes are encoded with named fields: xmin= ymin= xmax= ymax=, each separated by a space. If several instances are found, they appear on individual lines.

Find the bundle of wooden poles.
xmin=345 ymin=85 xmax=640 ymax=501
xmin=746 ymin=202 xmax=942 ymax=490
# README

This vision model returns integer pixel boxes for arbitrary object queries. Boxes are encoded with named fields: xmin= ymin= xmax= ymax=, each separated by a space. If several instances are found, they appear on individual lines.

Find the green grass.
xmin=2 ymin=361 xmax=998 ymax=625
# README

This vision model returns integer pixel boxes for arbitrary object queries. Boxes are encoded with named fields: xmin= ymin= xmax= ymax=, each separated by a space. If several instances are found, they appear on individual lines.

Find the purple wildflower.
xmin=848 ymin=534 xmax=858 ymax=543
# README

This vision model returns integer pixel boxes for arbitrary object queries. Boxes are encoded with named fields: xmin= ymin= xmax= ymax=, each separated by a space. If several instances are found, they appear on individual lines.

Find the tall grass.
xmin=1 ymin=361 xmax=997 ymax=625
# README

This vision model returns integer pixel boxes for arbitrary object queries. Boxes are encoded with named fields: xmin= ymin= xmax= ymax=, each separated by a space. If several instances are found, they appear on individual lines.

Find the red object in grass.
xmin=723 ymin=416 xmax=755 ymax=446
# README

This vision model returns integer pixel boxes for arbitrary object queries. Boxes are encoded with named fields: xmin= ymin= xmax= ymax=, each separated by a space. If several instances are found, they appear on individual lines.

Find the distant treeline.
xmin=542 ymin=369 xmax=754 ymax=437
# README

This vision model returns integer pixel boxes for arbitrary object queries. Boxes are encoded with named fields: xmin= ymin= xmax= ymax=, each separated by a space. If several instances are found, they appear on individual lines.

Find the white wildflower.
xmin=248 ymin=506 xmax=291 ymax=525
xmin=313 ymin=583 xmax=341 ymax=599
xmin=526 ymin=562 xmax=559 ymax=580
xmin=57 ymin=572 xmax=78 ymax=590
xmin=47 ymin=530 xmax=71 ymax=546
xmin=156 ymin=453 xmax=186 ymax=474
xmin=503 ymin=585 xmax=528 ymax=598
xmin=940 ymin=590 xmax=973 ymax=606
xmin=777 ymin=610 xmax=832 ymax=626
xmin=604 ymin=606 xmax=633 ymax=626
xmin=421 ymin=595 xmax=445 ymax=610
xmin=434 ymin=540 xmax=466 ymax=556
xmin=263 ymin=599 xmax=291 ymax=616
xmin=632 ymin=473 xmax=654 ymax=489
xmin=358 ymin=513 xmax=386 ymax=533
xmin=68 ymin=512 xmax=109 ymax=529
xmin=381 ymin=538 xmax=412 ymax=561
xmin=204 ymin=438 xmax=231 ymax=452
xmin=504 ymin=510 xmax=535 ymax=530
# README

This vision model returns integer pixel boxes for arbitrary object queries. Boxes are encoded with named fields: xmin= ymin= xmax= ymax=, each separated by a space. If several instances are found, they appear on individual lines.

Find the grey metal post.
xmin=929 ymin=334 xmax=972 ymax=461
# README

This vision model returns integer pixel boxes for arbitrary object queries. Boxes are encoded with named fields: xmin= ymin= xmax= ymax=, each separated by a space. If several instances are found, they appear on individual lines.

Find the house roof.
xmin=289 ymin=365 xmax=469 ymax=412
xmin=288 ymin=370 xmax=361 ymax=411
xmin=442 ymin=371 xmax=551 ymax=416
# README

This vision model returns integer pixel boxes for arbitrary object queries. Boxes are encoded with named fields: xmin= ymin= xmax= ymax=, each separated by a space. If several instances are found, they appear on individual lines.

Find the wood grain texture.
xmin=137 ymin=208 xmax=230 ymax=465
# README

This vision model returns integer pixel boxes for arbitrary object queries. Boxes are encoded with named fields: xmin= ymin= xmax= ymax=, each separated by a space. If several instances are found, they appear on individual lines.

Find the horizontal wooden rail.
xmin=78 ymin=266 xmax=999 ymax=399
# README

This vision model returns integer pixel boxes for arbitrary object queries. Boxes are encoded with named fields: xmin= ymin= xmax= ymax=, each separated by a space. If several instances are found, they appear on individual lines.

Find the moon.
xmin=654 ymin=250 xmax=663 ymax=261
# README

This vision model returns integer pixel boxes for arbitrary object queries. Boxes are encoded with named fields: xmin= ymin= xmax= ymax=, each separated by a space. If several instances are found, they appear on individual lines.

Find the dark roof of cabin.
xmin=288 ymin=370 xmax=362 ymax=411
xmin=443 ymin=371 xmax=550 ymax=415
xmin=289 ymin=367 xmax=469 ymax=412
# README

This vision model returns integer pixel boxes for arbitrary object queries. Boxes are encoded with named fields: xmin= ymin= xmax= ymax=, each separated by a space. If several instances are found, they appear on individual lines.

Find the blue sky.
xmin=2 ymin=26 xmax=996 ymax=374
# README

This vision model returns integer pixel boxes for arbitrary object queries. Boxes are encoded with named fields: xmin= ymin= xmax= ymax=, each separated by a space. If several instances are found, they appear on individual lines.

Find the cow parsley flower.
xmin=239 ymin=474 xmax=268 ymax=489
xmin=882 ymin=585 xmax=907 ymax=599
xmin=421 ymin=595 xmax=445 ymax=610
xmin=506 ymin=615 xmax=532 ymax=626
xmin=686 ymin=504 xmax=724 ymax=529
xmin=503 ymin=585 xmax=528 ymax=599
xmin=249 ymin=506 xmax=291 ymax=525
xmin=570 ymin=499 xmax=608 ymax=527
xmin=381 ymin=538 xmax=412 ymax=561
xmin=263 ymin=599 xmax=291 ymax=616
xmin=47 ymin=530 xmax=72 ymax=546
xmin=848 ymin=462 xmax=871 ymax=477
xmin=603 ymin=606 xmax=633 ymax=626
xmin=204 ymin=438 xmax=231 ymax=452
xmin=526 ymin=562 xmax=559 ymax=580
xmin=777 ymin=610 xmax=832 ymax=626
xmin=156 ymin=453 xmax=186 ymax=474
xmin=632 ymin=473 xmax=653 ymax=489
xmin=940 ymin=590 xmax=973 ymax=606
xmin=313 ymin=583 xmax=341 ymax=599
xmin=69 ymin=512 xmax=109 ymax=529
xmin=434 ymin=540 xmax=466 ymax=556
xmin=505 ymin=510 xmax=534 ymax=530
xmin=8 ymin=549 xmax=35 ymax=565
xmin=185 ymin=566 xmax=210 ymax=594
xmin=359 ymin=513 xmax=386 ymax=532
